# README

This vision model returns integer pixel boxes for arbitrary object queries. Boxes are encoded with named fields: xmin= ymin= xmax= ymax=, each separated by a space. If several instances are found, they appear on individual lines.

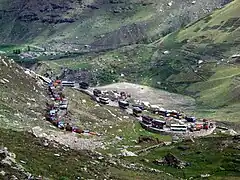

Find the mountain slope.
xmin=0 ymin=0 xmax=232 ymax=51
xmin=0 ymin=56 xmax=47 ymax=129
xmin=38 ymin=0 xmax=240 ymax=122
xmin=0 ymin=56 xmax=176 ymax=179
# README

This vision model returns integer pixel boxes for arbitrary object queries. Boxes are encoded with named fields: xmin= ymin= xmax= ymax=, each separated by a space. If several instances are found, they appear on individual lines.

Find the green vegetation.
xmin=18 ymin=0 xmax=238 ymax=124
xmin=0 ymin=0 xmax=228 ymax=51
xmin=0 ymin=128 xmax=174 ymax=180
xmin=128 ymin=136 xmax=240 ymax=179
xmin=0 ymin=1 xmax=240 ymax=179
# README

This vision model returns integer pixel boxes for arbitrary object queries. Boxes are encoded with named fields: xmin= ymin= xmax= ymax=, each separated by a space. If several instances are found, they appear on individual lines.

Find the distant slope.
xmin=0 ymin=0 xmax=232 ymax=51
xmin=177 ymin=0 xmax=240 ymax=44
xmin=39 ymin=0 xmax=240 ymax=122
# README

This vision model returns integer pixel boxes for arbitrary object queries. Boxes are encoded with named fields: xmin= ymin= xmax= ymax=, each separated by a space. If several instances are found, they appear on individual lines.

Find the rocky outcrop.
xmin=59 ymin=68 xmax=94 ymax=84
xmin=0 ymin=147 xmax=34 ymax=179
xmin=153 ymin=153 xmax=189 ymax=169
xmin=30 ymin=126 xmax=102 ymax=151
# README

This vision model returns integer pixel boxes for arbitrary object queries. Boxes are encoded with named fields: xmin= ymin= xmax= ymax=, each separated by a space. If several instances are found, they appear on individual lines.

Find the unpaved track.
xmin=97 ymin=82 xmax=196 ymax=111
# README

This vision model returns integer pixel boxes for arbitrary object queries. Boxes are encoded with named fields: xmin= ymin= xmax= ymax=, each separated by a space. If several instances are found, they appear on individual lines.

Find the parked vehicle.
xmin=150 ymin=105 xmax=159 ymax=114
xmin=93 ymin=89 xmax=102 ymax=97
xmin=168 ymin=110 xmax=182 ymax=119
xmin=132 ymin=104 xmax=145 ymax=110
xmin=158 ymin=110 xmax=168 ymax=117
xmin=195 ymin=123 xmax=203 ymax=131
xmin=59 ymin=104 xmax=68 ymax=110
xmin=185 ymin=116 xmax=196 ymax=122
xmin=60 ymin=99 xmax=68 ymax=105
xmin=62 ymin=81 xmax=75 ymax=87
xmin=79 ymin=82 xmax=89 ymax=89
xmin=152 ymin=119 xmax=166 ymax=129
xmin=49 ymin=109 xmax=57 ymax=116
xmin=99 ymin=97 xmax=109 ymax=104
xmin=170 ymin=124 xmax=187 ymax=132
xmin=118 ymin=100 xmax=129 ymax=109
xmin=132 ymin=107 xmax=142 ymax=117
xmin=141 ymin=115 xmax=153 ymax=125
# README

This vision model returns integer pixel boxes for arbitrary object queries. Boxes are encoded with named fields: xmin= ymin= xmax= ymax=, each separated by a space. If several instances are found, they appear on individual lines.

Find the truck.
xmin=141 ymin=115 xmax=153 ymax=125
xmin=132 ymin=107 xmax=142 ymax=117
xmin=93 ymin=89 xmax=101 ymax=97
xmin=79 ymin=82 xmax=89 ymax=89
xmin=99 ymin=97 xmax=109 ymax=104
xmin=118 ymin=100 xmax=129 ymax=109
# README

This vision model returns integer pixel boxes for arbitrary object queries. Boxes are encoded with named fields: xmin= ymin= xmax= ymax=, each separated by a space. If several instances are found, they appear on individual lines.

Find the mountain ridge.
xmin=0 ymin=0 xmax=232 ymax=51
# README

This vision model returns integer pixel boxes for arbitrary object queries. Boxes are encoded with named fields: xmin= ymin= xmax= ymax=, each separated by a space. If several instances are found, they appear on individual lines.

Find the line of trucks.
xmin=61 ymin=81 xmax=214 ymax=134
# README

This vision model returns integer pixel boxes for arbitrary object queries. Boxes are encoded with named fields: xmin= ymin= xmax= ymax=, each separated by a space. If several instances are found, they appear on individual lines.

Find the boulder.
xmin=31 ymin=126 xmax=46 ymax=138
xmin=154 ymin=153 xmax=188 ymax=169
xmin=0 ymin=170 xmax=6 ymax=176
xmin=120 ymin=149 xmax=137 ymax=157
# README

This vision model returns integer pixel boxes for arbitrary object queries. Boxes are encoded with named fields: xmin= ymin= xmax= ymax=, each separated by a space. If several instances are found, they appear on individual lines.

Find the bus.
xmin=170 ymin=124 xmax=187 ymax=132
xmin=152 ymin=119 xmax=166 ymax=129
xmin=62 ymin=81 xmax=75 ymax=87
xmin=141 ymin=115 xmax=153 ymax=125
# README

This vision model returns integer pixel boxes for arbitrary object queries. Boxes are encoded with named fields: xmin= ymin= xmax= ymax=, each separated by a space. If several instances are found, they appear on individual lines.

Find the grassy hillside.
xmin=0 ymin=128 xmax=174 ymax=180
xmin=0 ymin=56 xmax=175 ymax=179
xmin=128 ymin=135 xmax=240 ymax=179
xmin=0 ymin=56 xmax=48 ymax=129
